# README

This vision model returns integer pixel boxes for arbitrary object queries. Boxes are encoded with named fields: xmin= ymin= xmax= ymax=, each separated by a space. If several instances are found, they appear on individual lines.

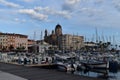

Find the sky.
xmin=0 ymin=0 xmax=120 ymax=45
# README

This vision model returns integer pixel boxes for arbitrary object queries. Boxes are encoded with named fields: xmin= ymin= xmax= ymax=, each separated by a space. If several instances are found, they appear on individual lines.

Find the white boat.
xmin=54 ymin=54 xmax=77 ymax=71
xmin=56 ymin=62 xmax=76 ymax=72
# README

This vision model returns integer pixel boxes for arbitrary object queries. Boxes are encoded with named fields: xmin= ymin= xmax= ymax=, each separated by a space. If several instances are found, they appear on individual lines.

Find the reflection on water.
xmin=67 ymin=69 xmax=120 ymax=80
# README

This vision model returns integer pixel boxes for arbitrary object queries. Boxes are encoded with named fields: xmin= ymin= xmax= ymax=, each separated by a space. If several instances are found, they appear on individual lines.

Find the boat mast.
xmin=95 ymin=28 xmax=98 ymax=43
xmin=102 ymin=31 xmax=105 ymax=42
xmin=40 ymin=31 xmax=43 ymax=41
xmin=91 ymin=34 xmax=94 ymax=42
xmin=113 ymin=35 xmax=116 ymax=49
xmin=33 ymin=31 xmax=37 ymax=53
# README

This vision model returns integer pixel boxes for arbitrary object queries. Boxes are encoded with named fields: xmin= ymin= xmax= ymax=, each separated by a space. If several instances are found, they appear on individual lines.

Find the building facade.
xmin=28 ymin=39 xmax=36 ymax=47
xmin=60 ymin=34 xmax=84 ymax=50
xmin=38 ymin=41 xmax=52 ymax=53
xmin=0 ymin=33 xmax=28 ymax=51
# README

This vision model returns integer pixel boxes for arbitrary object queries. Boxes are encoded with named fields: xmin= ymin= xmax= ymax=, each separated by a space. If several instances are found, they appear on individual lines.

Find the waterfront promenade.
xmin=0 ymin=62 xmax=105 ymax=80
xmin=0 ymin=71 xmax=27 ymax=80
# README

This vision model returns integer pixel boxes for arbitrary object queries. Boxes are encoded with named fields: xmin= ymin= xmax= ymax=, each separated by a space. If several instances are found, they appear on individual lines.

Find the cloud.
xmin=23 ymin=0 xmax=34 ymax=2
xmin=55 ymin=11 xmax=71 ymax=19
xmin=113 ymin=0 xmax=120 ymax=11
xmin=34 ymin=6 xmax=71 ymax=19
xmin=108 ymin=0 xmax=120 ymax=12
xmin=0 ymin=0 xmax=21 ymax=8
xmin=18 ymin=9 xmax=48 ymax=21
xmin=66 ymin=0 xmax=80 ymax=5
xmin=62 ymin=0 xmax=81 ymax=12
xmin=77 ymin=7 xmax=102 ymax=17
xmin=14 ymin=18 xmax=26 ymax=23
xmin=94 ymin=0 xmax=104 ymax=4
xmin=34 ymin=6 xmax=50 ymax=12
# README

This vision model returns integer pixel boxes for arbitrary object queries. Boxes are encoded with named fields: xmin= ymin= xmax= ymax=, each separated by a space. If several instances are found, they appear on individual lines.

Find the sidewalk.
xmin=0 ymin=71 xmax=27 ymax=80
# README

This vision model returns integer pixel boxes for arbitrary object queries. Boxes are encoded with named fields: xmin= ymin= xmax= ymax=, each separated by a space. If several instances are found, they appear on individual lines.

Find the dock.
xmin=0 ymin=62 xmax=105 ymax=80
xmin=25 ymin=63 xmax=55 ymax=67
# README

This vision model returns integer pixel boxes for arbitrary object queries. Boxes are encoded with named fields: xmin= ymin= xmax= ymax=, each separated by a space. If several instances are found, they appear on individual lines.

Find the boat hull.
xmin=88 ymin=62 xmax=109 ymax=69
xmin=81 ymin=61 xmax=109 ymax=69
xmin=56 ymin=62 xmax=75 ymax=72
xmin=57 ymin=64 xmax=67 ymax=72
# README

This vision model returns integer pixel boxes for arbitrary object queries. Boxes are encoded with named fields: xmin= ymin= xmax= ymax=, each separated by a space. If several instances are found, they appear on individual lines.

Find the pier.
xmin=25 ymin=63 xmax=55 ymax=67
xmin=0 ymin=62 xmax=105 ymax=80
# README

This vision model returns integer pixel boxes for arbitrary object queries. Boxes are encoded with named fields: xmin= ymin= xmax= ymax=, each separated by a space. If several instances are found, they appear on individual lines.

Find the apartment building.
xmin=59 ymin=34 xmax=84 ymax=50
xmin=0 ymin=32 xmax=28 ymax=51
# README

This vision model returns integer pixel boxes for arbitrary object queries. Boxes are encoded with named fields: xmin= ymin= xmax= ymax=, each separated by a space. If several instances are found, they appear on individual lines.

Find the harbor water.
xmin=66 ymin=69 xmax=120 ymax=80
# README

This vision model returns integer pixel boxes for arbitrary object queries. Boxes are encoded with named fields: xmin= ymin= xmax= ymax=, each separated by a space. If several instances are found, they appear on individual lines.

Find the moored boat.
xmin=80 ymin=60 xmax=109 ymax=69
xmin=56 ymin=62 xmax=75 ymax=72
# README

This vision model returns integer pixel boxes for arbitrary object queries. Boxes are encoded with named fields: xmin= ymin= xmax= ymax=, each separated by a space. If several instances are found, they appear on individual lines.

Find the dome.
xmin=55 ymin=24 xmax=62 ymax=29
xmin=55 ymin=24 xmax=62 ymax=36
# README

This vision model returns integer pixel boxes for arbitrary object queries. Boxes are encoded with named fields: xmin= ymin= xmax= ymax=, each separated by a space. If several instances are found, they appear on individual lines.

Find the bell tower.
xmin=44 ymin=29 xmax=48 ymax=39
xmin=55 ymin=24 xmax=62 ymax=36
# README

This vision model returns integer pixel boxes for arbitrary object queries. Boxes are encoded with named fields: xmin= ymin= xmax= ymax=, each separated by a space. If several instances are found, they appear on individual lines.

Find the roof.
xmin=55 ymin=24 xmax=62 ymax=29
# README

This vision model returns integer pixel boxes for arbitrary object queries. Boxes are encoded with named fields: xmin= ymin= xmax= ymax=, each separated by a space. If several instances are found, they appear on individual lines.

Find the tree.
xmin=21 ymin=46 xmax=25 ymax=50
xmin=16 ymin=46 xmax=25 ymax=52
xmin=2 ymin=46 xmax=6 ymax=52
xmin=9 ymin=45 xmax=14 ymax=51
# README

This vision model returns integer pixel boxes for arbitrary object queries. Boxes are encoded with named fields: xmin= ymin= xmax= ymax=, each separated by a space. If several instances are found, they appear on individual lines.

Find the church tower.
xmin=44 ymin=29 xmax=48 ymax=39
xmin=52 ymin=30 xmax=54 ymax=35
xmin=55 ymin=24 xmax=62 ymax=36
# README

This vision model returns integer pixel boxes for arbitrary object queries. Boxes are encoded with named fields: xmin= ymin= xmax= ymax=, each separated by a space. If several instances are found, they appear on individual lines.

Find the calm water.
xmin=67 ymin=69 xmax=120 ymax=80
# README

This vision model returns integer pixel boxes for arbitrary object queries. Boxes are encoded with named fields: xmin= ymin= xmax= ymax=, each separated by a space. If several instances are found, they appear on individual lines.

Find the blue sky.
xmin=0 ymin=0 xmax=120 ymax=45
